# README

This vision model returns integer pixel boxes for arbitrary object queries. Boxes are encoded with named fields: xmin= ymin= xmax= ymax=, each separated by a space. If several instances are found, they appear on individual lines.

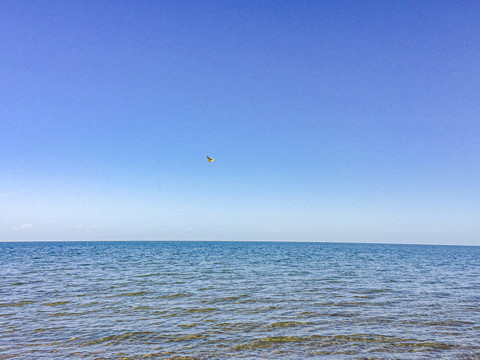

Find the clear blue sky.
xmin=1 ymin=1 xmax=479 ymax=244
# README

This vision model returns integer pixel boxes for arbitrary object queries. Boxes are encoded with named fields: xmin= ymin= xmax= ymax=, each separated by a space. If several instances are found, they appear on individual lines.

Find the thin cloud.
xmin=10 ymin=223 xmax=33 ymax=231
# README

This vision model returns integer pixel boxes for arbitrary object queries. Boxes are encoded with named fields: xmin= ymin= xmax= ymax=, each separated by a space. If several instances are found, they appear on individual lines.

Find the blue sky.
xmin=1 ymin=1 xmax=479 ymax=244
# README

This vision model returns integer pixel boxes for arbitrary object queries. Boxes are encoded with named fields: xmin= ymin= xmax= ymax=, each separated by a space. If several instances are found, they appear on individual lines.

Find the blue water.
xmin=1 ymin=241 xmax=480 ymax=359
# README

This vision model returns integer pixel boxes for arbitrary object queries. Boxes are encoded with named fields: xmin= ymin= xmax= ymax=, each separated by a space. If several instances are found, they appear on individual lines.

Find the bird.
xmin=207 ymin=156 xmax=215 ymax=162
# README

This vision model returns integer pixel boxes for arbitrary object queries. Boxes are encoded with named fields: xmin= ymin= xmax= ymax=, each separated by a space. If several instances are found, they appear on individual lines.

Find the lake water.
xmin=1 ymin=241 xmax=480 ymax=359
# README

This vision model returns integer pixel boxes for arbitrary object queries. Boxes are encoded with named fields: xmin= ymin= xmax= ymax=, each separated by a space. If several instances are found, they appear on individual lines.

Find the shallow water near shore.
xmin=1 ymin=241 xmax=480 ymax=359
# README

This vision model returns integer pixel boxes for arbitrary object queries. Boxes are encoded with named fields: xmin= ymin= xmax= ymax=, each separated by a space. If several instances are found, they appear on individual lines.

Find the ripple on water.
xmin=1 ymin=241 xmax=480 ymax=359
xmin=213 ymin=322 xmax=261 ymax=332
xmin=210 ymin=295 xmax=249 ymax=303
xmin=170 ymin=334 xmax=207 ymax=342
xmin=42 ymin=301 xmax=70 ymax=306
xmin=184 ymin=307 xmax=218 ymax=313
xmin=0 ymin=300 xmax=36 ymax=307
xmin=113 ymin=291 xmax=150 ymax=297
xmin=231 ymin=334 xmax=462 ymax=353
xmin=83 ymin=331 xmax=157 ymax=346
xmin=266 ymin=321 xmax=311 ymax=328
xmin=233 ymin=336 xmax=307 ymax=350
xmin=158 ymin=293 xmax=191 ymax=299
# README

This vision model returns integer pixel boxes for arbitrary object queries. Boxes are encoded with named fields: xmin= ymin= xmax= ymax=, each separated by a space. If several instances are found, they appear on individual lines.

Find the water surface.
xmin=1 ymin=241 xmax=479 ymax=359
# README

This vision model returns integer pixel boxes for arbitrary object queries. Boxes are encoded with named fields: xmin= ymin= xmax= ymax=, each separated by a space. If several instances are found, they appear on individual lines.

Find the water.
xmin=1 ymin=241 xmax=480 ymax=359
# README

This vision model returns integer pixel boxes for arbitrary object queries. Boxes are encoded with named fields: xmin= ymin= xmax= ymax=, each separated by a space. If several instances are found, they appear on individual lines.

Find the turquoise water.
xmin=1 ymin=241 xmax=480 ymax=359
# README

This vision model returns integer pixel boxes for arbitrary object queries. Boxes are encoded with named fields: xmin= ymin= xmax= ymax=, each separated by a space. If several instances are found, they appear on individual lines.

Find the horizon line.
xmin=0 ymin=239 xmax=478 ymax=247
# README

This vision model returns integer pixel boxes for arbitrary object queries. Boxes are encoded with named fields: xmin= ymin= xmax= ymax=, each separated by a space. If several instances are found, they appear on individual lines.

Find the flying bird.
xmin=207 ymin=156 xmax=215 ymax=162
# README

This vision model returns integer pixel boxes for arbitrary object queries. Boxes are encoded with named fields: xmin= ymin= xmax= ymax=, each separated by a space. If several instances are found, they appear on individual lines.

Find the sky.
xmin=1 ymin=1 xmax=479 ymax=244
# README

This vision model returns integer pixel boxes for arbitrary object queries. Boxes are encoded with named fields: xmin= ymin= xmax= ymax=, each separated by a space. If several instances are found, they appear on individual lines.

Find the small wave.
xmin=48 ymin=310 xmax=98 ymax=317
xmin=135 ymin=273 xmax=160 ymax=278
xmin=313 ymin=302 xmax=334 ymax=306
xmin=43 ymin=301 xmax=70 ymax=306
xmin=0 ymin=300 xmax=36 ymax=307
xmin=242 ymin=305 xmax=280 ymax=314
xmin=78 ymin=301 xmax=101 ymax=307
xmin=33 ymin=328 xmax=54 ymax=332
xmin=213 ymin=322 xmax=260 ymax=331
xmin=232 ymin=333 xmax=459 ymax=352
xmin=178 ymin=322 xmax=200 ymax=328
xmin=210 ymin=295 xmax=249 ymax=303
xmin=333 ymin=301 xmax=368 ymax=307
xmin=424 ymin=320 xmax=474 ymax=326
xmin=158 ymin=293 xmax=191 ymax=299
xmin=185 ymin=307 xmax=218 ymax=313
xmin=266 ymin=321 xmax=310 ymax=328
xmin=404 ymin=320 xmax=475 ymax=327
xmin=83 ymin=331 xmax=155 ymax=346
xmin=141 ymin=354 xmax=198 ymax=359
xmin=352 ymin=288 xmax=392 ymax=294
xmin=0 ymin=354 xmax=17 ymax=359
xmin=114 ymin=291 xmax=150 ymax=297
xmin=233 ymin=336 xmax=306 ymax=350
xmin=328 ymin=312 xmax=359 ymax=317
xmin=171 ymin=334 xmax=207 ymax=341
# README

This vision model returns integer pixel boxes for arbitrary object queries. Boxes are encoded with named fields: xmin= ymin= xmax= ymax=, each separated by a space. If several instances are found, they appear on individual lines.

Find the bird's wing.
xmin=207 ymin=156 xmax=212 ymax=160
